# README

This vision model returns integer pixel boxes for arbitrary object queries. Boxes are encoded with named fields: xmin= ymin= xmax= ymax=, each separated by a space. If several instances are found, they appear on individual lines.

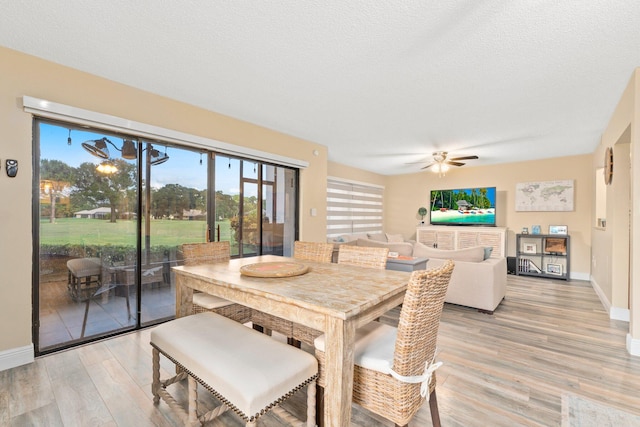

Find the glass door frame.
xmin=33 ymin=122 xmax=300 ymax=356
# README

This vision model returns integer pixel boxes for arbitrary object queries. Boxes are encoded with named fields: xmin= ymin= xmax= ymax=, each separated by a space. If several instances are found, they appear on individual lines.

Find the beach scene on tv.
xmin=430 ymin=187 xmax=496 ymax=225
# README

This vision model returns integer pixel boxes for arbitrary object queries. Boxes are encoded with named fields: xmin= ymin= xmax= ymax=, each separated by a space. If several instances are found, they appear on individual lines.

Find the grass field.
xmin=40 ymin=218 xmax=234 ymax=247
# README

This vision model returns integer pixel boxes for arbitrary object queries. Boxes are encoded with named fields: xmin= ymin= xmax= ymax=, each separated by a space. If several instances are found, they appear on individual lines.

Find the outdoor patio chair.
xmin=67 ymin=257 xmax=102 ymax=302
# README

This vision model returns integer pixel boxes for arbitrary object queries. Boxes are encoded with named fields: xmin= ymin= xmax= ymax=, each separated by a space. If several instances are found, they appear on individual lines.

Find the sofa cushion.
xmin=412 ymin=243 xmax=485 ymax=262
xmin=356 ymin=238 xmax=414 ymax=257
xmin=483 ymin=246 xmax=493 ymax=260
xmin=332 ymin=233 xmax=368 ymax=243
xmin=367 ymin=233 xmax=388 ymax=242
xmin=385 ymin=233 xmax=404 ymax=243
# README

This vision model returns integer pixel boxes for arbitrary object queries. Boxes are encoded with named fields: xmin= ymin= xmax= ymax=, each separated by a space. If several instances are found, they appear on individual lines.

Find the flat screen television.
xmin=429 ymin=187 xmax=496 ymax=226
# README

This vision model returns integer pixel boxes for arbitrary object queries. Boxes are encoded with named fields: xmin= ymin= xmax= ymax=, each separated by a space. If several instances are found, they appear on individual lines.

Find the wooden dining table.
xmin=173 ymin=254 xmax=411 ymax=427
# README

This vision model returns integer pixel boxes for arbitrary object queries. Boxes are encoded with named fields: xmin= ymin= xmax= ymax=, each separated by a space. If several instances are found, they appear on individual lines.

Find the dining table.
xmin=172 ymin=254 xmax=412 ymax=427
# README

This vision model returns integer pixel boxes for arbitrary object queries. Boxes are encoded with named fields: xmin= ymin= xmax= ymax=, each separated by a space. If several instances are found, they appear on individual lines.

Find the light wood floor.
xmin=2 ymin=275 xmax=640 ymax=426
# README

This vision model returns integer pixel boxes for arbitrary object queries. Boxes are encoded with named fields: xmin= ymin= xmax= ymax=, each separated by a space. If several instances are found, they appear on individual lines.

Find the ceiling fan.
xmin=419 ymin=151 xmax=479 ymax=175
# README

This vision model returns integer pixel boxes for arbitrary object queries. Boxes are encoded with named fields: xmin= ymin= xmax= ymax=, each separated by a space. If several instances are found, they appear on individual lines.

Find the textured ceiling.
xmin=1 ymin=1 xmax=639 ymax=175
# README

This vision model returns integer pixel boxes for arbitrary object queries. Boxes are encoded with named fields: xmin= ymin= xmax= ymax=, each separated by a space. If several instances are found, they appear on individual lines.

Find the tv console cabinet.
xmin=416 ymin=226 xmax=507 ymax=258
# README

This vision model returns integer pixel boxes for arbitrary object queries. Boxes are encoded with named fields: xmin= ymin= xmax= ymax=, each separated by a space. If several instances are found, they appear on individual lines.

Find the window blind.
xmin=326 ymin=178 xmax=384 ymax=238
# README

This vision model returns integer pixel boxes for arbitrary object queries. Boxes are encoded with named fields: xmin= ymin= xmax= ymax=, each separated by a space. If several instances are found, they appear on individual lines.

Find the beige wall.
xmin=2 ymin=44 xmax=636 ymax=360
xmin=597 ymin=68 xmax=639 ymax=351
xmin=331 ymin=155 xmax=593 ymax=278
xmin=0 ymin=46 xmax=327 ymax=354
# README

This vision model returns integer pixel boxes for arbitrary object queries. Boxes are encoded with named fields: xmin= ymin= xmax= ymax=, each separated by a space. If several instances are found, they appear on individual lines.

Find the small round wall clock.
xmin=604 ymin=146 xmax=613 ymax=185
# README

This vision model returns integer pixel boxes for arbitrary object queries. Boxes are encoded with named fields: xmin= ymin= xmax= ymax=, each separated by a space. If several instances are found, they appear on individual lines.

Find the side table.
xmin=386 ymin=256 xmax=428 ymax=272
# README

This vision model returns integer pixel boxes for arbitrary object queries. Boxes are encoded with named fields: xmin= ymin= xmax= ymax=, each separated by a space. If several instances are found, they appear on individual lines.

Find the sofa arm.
xmin=428 ymin=257 xmax=507 ymax=312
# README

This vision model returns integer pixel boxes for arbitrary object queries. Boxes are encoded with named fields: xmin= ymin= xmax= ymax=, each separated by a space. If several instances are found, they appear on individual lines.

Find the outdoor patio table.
xmin=173 ymin=254 xmax=411 ymax=427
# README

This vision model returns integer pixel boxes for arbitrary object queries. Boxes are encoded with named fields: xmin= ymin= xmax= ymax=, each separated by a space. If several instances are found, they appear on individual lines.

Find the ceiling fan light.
xmin=81 ymin=138 xmax=110 ymax=159
xmin=432 ymin=163 xmax=450 ymax=174
xmin=121 ymin=139 xmax=137 ymax=159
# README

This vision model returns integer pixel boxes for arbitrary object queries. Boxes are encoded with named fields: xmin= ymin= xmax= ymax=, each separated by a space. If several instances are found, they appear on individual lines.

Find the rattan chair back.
xmin=393 ymin=260 xmax=454 ymax=378
xmin=314 ymin=260 xmax=455 ymax=426
xmin=293 ymin=241 xmax=334 ymax=263
xmin=337 ymin=245 xmax=389 ymax=269
xmin=181 ymin=241 xmax=230 ymax=266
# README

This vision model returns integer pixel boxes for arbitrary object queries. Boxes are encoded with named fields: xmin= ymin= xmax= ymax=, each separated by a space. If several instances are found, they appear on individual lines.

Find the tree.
xmin=40 ymin=159 xmax=74 ymax=223
xmin=72 ymin=159 xmax=136 ymax=222
xmin=215 ymin=190 xmax=238 ymax=220
xmin=148 ymin=184 xmax=207 ymax=219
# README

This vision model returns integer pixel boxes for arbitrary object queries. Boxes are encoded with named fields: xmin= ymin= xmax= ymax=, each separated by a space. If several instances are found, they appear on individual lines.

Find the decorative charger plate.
xmin=240 ymin=261 xmax=309 ymax=278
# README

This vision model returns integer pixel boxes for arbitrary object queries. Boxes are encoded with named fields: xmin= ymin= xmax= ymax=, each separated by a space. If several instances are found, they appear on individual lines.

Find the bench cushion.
xmin=150 ymin=312 xmax=317 ymax=418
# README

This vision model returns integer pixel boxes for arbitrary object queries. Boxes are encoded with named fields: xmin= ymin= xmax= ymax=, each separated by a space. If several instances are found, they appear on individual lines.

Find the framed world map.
xmin=515 ymin=180 xmax=574 ymax=211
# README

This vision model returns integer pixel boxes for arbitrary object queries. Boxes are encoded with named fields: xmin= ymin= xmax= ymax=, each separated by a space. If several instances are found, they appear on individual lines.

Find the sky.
xmin=39 ymin=121 xmax=249 ymax=195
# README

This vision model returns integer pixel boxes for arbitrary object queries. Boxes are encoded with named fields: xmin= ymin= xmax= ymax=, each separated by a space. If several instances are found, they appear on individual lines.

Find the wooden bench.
xmin=150 ymin=312 xmax=318 ymax=426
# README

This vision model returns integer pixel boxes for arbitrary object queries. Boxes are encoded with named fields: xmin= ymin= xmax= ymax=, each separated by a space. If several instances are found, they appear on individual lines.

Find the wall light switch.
xmin=310 ymin=208 xmax=317 ymax=217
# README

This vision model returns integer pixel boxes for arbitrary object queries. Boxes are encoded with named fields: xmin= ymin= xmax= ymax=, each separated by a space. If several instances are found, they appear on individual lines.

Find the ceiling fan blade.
xmin=446 ymin=161 xmax=465 ymax=167
xmin=421 ymin=163 xmax=436 ymax=170
xmin=449 ymin=155 xmax=478 ymax=161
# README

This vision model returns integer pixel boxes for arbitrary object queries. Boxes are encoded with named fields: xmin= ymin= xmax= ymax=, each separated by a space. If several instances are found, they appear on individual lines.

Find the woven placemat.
xmin=240 ymin=261 xmax=309 ymax=278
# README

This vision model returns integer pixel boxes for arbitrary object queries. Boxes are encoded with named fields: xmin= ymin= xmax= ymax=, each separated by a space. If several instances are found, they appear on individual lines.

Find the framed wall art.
xmin=549 ymin=225 xmax=568 ymax=235
xmin=546 ymin=263 xmax=562 ymax=275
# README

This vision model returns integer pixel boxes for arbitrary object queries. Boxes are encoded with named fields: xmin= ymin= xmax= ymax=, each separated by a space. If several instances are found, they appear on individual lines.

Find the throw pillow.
xmin=386 ymin=233 xmax=404 ymax=243
xmin=483 ymin=246 xmax=493 ymax=260
xmin=367 ymin=233 xmax=388 ymax=242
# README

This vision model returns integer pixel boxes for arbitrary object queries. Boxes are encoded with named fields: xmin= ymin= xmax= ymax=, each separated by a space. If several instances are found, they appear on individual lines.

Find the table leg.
xmin=323 ymin=316 xmax=356 ymax=427
xmin=175 ymin=276 xmax=193 ymax=318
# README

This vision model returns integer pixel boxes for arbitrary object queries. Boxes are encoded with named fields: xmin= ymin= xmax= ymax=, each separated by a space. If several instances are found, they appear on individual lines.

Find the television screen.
xmin=430 ymin=187 xmax=496 ymax=226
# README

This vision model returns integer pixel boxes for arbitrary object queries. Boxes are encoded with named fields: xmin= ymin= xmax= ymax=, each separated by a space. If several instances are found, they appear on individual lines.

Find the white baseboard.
xmin=590 ymin=277 xmax=611 ymax=312
xmin=610 ymin=306 xmax=630 ymax=322
xmin=591 ymin=277 xmax=630 ymax=321
xmin=570 ymin=271 xmax=590 ymax=281
xmin=0 ymin=344 xmax=34 ymax=372
xmin=627 ymin=334 xmax=640 ymax=357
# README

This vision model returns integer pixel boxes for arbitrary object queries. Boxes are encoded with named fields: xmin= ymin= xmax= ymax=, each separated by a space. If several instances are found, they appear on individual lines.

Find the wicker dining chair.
xmin=314 ymin=260 xmax=455 ymax=427
xmin=287 ymin=244 xmax=391 ymax=348
xmin=289 ymin=241 xmax=335 ymax=345
xmin=293 ymin=241 xmax=334 ymax=263
xmin=181 ymin=241 xmax=252 ymax=324
xmin=337 ymin=244 xmax=390 ymax=269
xmin=252 ymin=241 xmax=335 ymax=344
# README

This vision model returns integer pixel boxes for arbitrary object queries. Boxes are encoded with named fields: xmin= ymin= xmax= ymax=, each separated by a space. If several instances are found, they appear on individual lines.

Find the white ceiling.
xmin=1 ymin=1 xmax=639 ymax=175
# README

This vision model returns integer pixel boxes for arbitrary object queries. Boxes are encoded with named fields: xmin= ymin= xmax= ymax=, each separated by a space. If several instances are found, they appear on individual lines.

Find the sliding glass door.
xmin=37 ymin=121 xmax=139 ymax=352
xmin=35 ymin=119 xmax=298 ymax=355
xmin=138 ymin=142 xmax=208 ymax=326
xmin=213 ymin=155 xmax=298 ymax=256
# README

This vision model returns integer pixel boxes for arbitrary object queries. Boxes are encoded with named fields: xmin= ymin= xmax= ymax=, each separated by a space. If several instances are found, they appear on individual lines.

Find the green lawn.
xmin=40 ymin=217 xmax=234 ymax=247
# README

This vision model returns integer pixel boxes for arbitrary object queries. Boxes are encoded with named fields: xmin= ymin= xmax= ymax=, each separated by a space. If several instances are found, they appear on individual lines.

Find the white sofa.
xmin=412 ymin=243 xmax=507 ymax=313
xmin=328 ymin=232 xmax=415 ymax=261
